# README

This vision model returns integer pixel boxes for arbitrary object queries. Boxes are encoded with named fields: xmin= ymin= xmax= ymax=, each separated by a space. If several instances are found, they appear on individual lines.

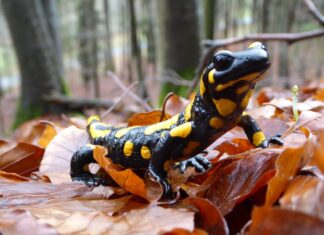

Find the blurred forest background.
xmin=0 ymin=0 xmax=323 ymax=135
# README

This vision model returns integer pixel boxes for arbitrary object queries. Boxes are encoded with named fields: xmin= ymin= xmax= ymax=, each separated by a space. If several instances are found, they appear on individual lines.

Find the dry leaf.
xmin=206 ymin=151 xmax=277 ymax=215
xmin=0 ymin=143 xmax=44 ymax=176
xmin=39 ymin=126 xmax=88 ymax=184
xmin=182 ymin=197 xmax=229 ymax=235
xmin=248 ymin=206 xmax=324 ymax=235
xmin=93 ymin=146 xmax=162 ymax=201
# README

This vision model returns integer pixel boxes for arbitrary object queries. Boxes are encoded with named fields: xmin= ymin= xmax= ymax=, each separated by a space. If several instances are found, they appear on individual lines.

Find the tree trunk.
xmin=103 ymin=0 xmax=115 ymax=72
xmin=128 ymin=0 xmax=148 ymax=99
xmin=142 ymin=0 xmax=156 ymax=64
xmin=1 ymin=0 xmax=67 ymax=127
xmin=204 ymin=0 xmax=215 ymax=39
xmin=78 ymin=0 xmax=99 ymax=98
xmin=157 ymin=0 xmax=201 ymax=102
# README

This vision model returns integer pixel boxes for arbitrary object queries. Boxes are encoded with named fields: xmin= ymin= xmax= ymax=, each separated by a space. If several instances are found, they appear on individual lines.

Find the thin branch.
xmin=304 ymin=0 xmax=324 ymax=26
xmin=186 ymin=29 xmax=324 ymax=96
xmin=106 ymin=71 xmax=153 ymax=111
xmin=101 ymin=81 xmax=138 ymax=118
xmin=43 ymin=93 xmax=132 ymax=115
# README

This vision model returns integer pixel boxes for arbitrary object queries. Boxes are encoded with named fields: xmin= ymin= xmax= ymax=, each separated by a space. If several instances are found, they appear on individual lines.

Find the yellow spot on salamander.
xmin=115 ymin=126 xmax=137 ymax=138
xmin=85 ymin=144 xmax=95 ymax=149
xmin=89 ymin=123 xmax=111 ymax=139
xmin=236 ymin=85 xmax=250 ymax=94
xmin=182 ymin=141 xmax=201 ymax=155
xmin=209 ymin=117 xmax=224 ymax=129
xmin=123 ymin=141 xmax=134 ymax=157
xmin=87 ymin=115 xmax=100 ymax=126
xmin=144 ymin=114 xmax=179 ymax=135
xmin=216 ymin=73 xmax=259 ymax=92
xmin=184 ymin=101 xmax=193 ymax=121
xmin=208 ymin=69 xmax=215 ymax=84
xmin=213 ymin=98 xmax=237 ymax=116
xmin=253 ymin=131 xmax=266 ymax=147
xmin=141 ymin=146 xmax=151 ymax=159
xmin=249 ymin=42 xmax=262 ymax=48
xmin=199 ymin=79 xmax=206 ymax=96
xmin=240 ymin=90 xmax=253 ymax=109
xmin=170 ymin=122 xmax=192 ymax=138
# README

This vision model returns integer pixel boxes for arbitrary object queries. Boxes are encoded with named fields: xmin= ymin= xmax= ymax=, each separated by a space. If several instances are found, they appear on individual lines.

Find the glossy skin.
xmin=70 ymin=42 xmax=283 ymax=199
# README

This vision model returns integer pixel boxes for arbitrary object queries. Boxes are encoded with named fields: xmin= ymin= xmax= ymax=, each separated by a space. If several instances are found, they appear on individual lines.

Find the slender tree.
xmin=204 ymin=0 xmax=216 ymax=39
xmin=157 ymin=0 xmax=201 ymax=102
xmin=128 ymin=0 xmax=148 ymax=99
xmin=1 ymin=0 xmax=67 ymax=127
xmin=103 ymin=0 xmax=115 ymax=71
xmin=78 ymin=0 xmax=99 ymax=97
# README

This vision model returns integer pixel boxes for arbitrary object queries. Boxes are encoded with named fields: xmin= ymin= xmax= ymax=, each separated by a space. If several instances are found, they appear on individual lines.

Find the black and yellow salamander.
xmin=70 ymin=42 xmax=283 ymax=199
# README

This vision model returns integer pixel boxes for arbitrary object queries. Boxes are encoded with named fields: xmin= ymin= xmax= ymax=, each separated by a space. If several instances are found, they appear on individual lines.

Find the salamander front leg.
xmin=176 ymin=154 xmax=212 ymax=174
xmin=70 ymin=144 xmax=113 ymax=186
xmin=238 ymin=113 xmax=284 ymax=148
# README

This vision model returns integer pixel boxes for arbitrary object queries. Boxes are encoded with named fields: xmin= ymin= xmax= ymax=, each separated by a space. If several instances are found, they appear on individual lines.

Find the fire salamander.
xmin=70 ymin=42 xmax=283 ymax=200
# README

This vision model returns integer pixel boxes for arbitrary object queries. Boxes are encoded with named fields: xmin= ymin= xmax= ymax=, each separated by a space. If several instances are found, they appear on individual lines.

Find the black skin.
xmin=70 ymin=42 xmax=284 ymax=200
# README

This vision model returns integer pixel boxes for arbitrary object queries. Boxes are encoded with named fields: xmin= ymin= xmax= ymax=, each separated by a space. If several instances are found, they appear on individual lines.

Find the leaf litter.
xmin=0 ymin=81 xmax=324 ymax=234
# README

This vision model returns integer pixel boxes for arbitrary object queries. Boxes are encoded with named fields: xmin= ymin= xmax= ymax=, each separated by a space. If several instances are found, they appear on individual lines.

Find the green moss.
xmin=12 ymin=102 xmax=43 ymax=129
xmin=158 ymin=68 xmax=195 ymax=105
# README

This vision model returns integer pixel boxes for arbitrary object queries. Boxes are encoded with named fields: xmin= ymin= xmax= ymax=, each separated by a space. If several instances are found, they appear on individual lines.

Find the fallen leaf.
xmin=127 ymin=110 xmax=170 ymax=126
xmin=164 ymin=93 xmax=190 ymax=116
xmin=280 ymin=176 xmax=324 ymax=220
xmin=248 ymin=206 xmax=324 ymax=235
xmin=32 ymin=206 xmax=194 ymax=235
xmin=265 ymin=128 xmax=315 ymax=205
xmin=182 ymin=197 xmax=229 ymax=235
xmin=206 ymin=151 xmax=277 ymax=215
xmin=0 ymin=143 xmax=44 ymax=176
xmin=0 ymin=209 xmax=57 ymax=235
xmin=38 ymin=124 xmax=57 ymax=148
xmin=39 ymin=126 xmax=88 ymax=184
xmin=0 ymin=180 xmax=91 ymax=208
xmin=0 ymin=171 xmax=29 ymax=182
xmin=93 ymin=146 xmax=162 ymax=202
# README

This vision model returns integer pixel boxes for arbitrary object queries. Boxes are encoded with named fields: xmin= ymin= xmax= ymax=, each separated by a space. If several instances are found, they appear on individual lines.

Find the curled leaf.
xmin=93 ymin=146 xmax=162 ymax=202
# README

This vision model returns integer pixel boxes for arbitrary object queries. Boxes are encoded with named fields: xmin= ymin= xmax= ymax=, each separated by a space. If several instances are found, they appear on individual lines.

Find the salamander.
xmin=70 ymin=42 xmax=283 ymax=200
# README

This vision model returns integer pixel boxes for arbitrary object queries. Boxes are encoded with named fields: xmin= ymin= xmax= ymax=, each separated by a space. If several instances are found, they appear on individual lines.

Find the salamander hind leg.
xmin=70 ymin=144 xmax=113 ymax=186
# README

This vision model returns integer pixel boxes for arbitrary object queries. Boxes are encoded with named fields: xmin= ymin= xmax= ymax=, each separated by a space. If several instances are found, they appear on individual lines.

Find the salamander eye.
xmin=213 ymin=52 xmax=234 ymax=71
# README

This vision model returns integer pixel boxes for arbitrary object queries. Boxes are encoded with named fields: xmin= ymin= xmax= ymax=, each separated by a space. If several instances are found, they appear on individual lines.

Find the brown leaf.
xmin=164 ymin=93 xmax=190 ymax=117
xmin=0 ymin=171 xmax=29 ymax=182
xmin=38 ymin=124 xmax=57 ymax=148
xmin=30 ymin=206 xmax=194 ymax=235
xmin=182 ymin=197 xmax=229 ymax=235
xmin=313 ymin=131 xmax=324 ymax=173
xmin=206 ymin=151 xmax=277 ymax=215
xmin=265 ymin=128 xmax=315 ymax=205
xmin=39 ymin=126 xmax=88 ymax=184
xmin=280 ymin=176 xmax=324 ymax=220
xmin=0 ymin=143 xmax=44 ymax=176
xmin=93 ymin=146 xmax=162 ymax=201
xmin=216 ymin=138 xmax=254 ymax=155
xmin=0 ymin=180 xmax=91 ymax=208
xmin=163 ymin=228 xmax=208 ymax=235
xmin=0 ymin=209 xmax=57 ymax=235
xmin=248 ymin=206 xmax=324 ymax=235
xmin=127 ymin=110 xmax=170 ymax=126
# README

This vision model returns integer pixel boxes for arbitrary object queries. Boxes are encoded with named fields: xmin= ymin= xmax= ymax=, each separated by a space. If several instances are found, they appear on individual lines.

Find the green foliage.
xmin=12 ymin=102 xmax=43 ymax=129
xmin=158 ymin=68 xmax=195 ymax=105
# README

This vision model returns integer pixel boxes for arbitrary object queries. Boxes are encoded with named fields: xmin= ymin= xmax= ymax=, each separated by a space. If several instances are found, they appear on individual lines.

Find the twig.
xmin=187 ymin=29 xmax=324 ymax=96
xmin=304 ymin=0 xmax=324 ymax=26
xmin=44 ymin=93 xmax=133 ymax=115
xmin=106 ymin=71 xmax=153 ymax=111
xmin=101 ymin=81 xmax=138 ymax=119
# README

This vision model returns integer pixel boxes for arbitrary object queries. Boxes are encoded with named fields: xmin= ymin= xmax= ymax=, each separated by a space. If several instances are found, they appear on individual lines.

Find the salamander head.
xmin=200 ymin=42 xmax=270 ymax=97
